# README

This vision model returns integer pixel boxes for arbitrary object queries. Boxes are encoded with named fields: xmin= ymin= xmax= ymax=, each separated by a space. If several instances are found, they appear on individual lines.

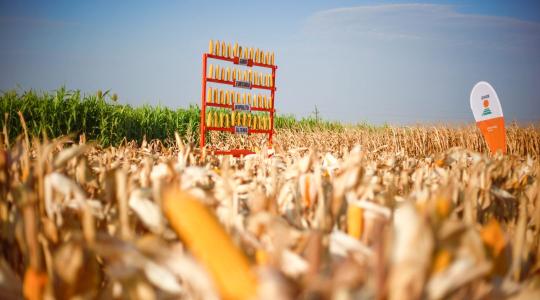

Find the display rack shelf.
xmin=200 ymin=51 xmax=277 ymax=157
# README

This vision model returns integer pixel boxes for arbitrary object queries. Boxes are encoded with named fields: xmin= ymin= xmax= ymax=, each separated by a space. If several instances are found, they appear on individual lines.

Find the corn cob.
xmin=219 ymin=111 xmax=224 ymax=128
xmin=163 ymin=188 xmax=257 ymax=300
xmin=225 ymin=67 xmax=230 ymax=82
xmin=248 ymin=70 xmax=253 ymax=84
xmin=220 ymin=67 xmax=225 ymax=82
xmin=213 ymin=111 xmax=219 ymax=127
xmin=227 ymin=43 xmax=232 ymax=58
xmin=215 ymin=41 xmax=221 ymax=56
xmin=225 ymin=113 xmax=230 ymax=128
xmin=251 ymin=115 xmax=257 ymax=130
xmin=214 ymin=65 xmax=220 ymax=80
xmin=208 ymin=64 xmax=214 ymax=79
xmin=209 ymin=40 xmax=214 ymax=55
xmin=206 ymin=110 xmax=213 ymax=127
xmin=247 ymin=114 xmax=252 ymax=128
xmin=221 ymin=41 xmax=226 ymax=57
xmin=242 ymin=113 xmax=247 ymax=126
xmin=269 ymin=75 xmax=273 ymax=87
xmin=248 ymin=48 xmax=253 ymax=60
xmin=270 ymin=52 xmax=275 ymax=65
xmin=206 ymin=87 xmax=212 ymax=103
xmin=231 ymin=111 xmax=236 ymax=126
xmin=233 ymin=42 xmax=239 ymax=57
xmin=213 ymin=89 xmax=218 ymax=103
xmin=347 ymin=204 xmax=364 ymax=239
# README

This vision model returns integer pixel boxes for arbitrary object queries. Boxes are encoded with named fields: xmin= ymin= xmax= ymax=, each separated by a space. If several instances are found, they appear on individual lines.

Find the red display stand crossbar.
xmin=200 ymin=53 xmax=277 ymax=157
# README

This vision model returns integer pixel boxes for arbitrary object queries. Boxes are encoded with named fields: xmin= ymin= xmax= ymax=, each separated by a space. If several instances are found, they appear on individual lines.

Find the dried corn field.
xmin=1 ymin=125 xmax=540 ymax=300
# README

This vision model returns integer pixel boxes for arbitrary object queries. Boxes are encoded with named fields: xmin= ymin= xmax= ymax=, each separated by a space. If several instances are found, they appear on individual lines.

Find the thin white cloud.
xmin=305 ymin=4 xmax=540 ymax=49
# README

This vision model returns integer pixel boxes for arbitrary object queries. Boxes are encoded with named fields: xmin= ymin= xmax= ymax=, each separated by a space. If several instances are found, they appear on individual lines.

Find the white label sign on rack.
xmin=234 ymin=81 xmax=252 ymax=89
xmin=234 ymin=126 xmax=248 ymax=135
xmin=238 ymin=58 xmax=250 ymax=66
xmin=234 ymin=104 xmax=251 ymax=111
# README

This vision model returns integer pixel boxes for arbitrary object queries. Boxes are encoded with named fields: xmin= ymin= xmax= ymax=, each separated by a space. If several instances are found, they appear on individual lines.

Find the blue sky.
xmin=1 ymin=0 xmax=539 ymax=124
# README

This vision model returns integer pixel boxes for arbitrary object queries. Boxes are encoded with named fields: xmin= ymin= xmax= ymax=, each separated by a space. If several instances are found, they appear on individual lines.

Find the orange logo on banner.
xmin=470 ymin=82 xmax=506 ymax=154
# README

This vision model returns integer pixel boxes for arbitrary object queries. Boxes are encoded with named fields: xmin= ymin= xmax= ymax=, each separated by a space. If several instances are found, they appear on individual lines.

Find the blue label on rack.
xmin=234 ymin=126 xmax=248 ymax=135
xmin=234 ymin=104 xmax=251 ymax=111
xmin=234 ymin=81 xmax=252 ymax=89
xmin=238 ymin=58 xmax=249 ymax=66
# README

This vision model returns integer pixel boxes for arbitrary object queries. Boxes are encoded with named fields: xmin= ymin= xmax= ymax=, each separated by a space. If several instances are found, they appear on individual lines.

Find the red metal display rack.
xmin=200 ymin=52 xmax=277 ymax=157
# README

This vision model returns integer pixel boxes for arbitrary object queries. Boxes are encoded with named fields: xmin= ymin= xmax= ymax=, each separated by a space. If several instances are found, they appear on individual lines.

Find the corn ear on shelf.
xmin=208 ymin=40 xmax=276 ymax=66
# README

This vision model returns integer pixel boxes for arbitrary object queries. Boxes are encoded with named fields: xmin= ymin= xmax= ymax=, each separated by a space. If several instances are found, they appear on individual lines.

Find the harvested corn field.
xmin=1 ymin=125 xmax=540 ymax=299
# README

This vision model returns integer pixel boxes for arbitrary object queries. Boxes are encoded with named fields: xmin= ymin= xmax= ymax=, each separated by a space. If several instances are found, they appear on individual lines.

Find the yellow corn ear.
xmin=269 ymin=75 xmax=273 ymax=87
xmin=208 ymin=64 xmax=213 ymax=79
xmin=227 ymin=43 xmax=232 ymax=58
xmin=347 ymin=204 xmax=364 ymax=239
xmin=163 ymin=188 xmax=257 ymax=300
xmin=213 ymin=111 xmax=219 ymax=127
xmin=231 ymin=111 xmax=236 ymax=126
xmin=225 ymin=113 xmax=230 ymax=128
xmin=233 ymin=42 xmax=239 ymax=57
xmin=207 ymin=87 xmax=212 ymax=103
xmin=251 ymin=115 xmax=257 ymax=130
xmin=219 ymin=111 xmax=224 ymax=128
xmin=206 ymin=111 xmax=213 ymax=127
xmin=213 ymin=65 xmax=219 ymax=79
xmin=220 ymin=67 xmax=225 ymax=82
xmin=242 ymin=113 xmax=247 ymax=126
xmin=247 ymin=114 xmax=251 ymax=128
xmin=225 ymin=67 xmax=230 ymax=82
xmin=271 ymin=52 xmax=275 ymax=65
xmin=248 ymin=48 xmax=253 ymax=60
xmin=221 ymin=41 xmax=226 ymax=57
xmin=213 ymin=89 xmax=218 ymax=103
xmin=209 ymin=40 xmax=214 ymax=54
